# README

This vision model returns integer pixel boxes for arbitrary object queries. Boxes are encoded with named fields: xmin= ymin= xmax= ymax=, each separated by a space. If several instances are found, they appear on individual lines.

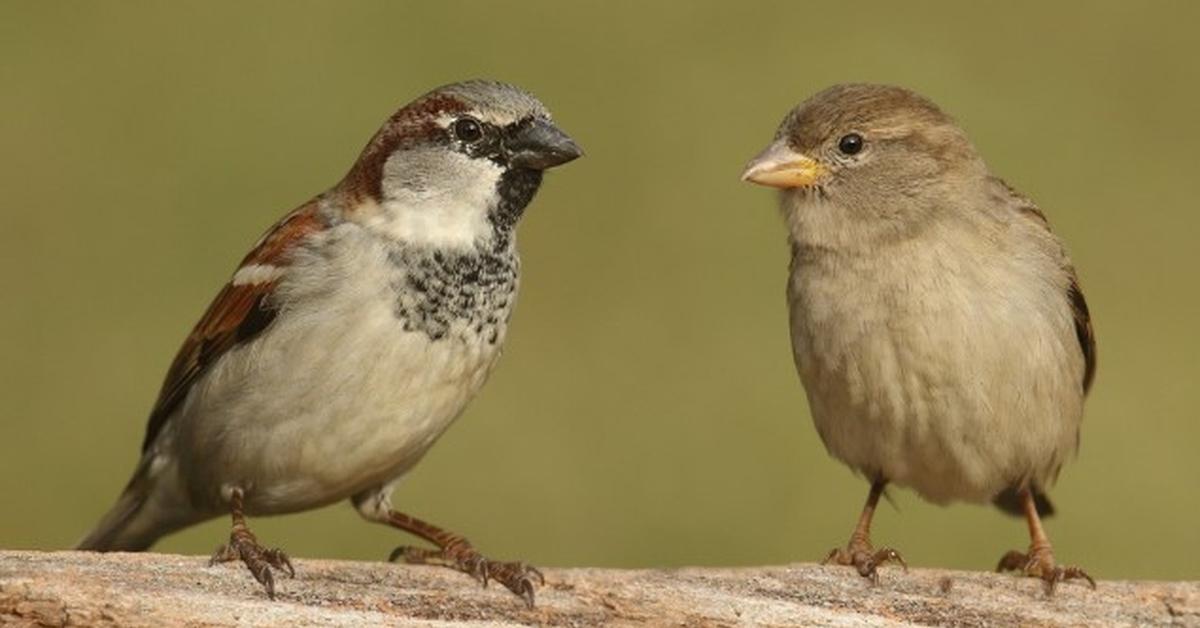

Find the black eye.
xmin=838 ymin=133 xmax=864 ymax=155
xmin=453 ymin=117 xmax=483 ymax=143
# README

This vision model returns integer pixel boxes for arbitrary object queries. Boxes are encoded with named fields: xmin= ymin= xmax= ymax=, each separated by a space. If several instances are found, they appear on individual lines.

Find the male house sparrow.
xmin=79 ymin=80 xmax=581 ymax=606
xmin=741 ymin=84 xmax=1095 ymax=593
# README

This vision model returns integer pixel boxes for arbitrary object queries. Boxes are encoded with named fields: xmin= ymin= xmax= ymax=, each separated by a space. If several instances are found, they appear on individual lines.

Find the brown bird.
xmin=742 ymin=84 xmax=1096 ymax=593
xmin=78 ymin=80 xmax=581 ymax=606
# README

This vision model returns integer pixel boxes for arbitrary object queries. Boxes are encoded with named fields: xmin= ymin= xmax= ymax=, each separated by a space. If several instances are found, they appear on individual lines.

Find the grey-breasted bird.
xmin=79 ymin=80 xmax=581 ymax=606
xmin=742 ymin=84 xmax=1095 ymax=593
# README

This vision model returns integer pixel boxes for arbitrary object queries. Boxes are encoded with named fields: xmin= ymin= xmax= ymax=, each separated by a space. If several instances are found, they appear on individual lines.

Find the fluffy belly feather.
xmin=788 ymin=250 xmax=1083 ymax=504
xmin=168 ymin=227 xmax=513 ymax=515
xmin=174 ymin=300 xmax=504 ymax=514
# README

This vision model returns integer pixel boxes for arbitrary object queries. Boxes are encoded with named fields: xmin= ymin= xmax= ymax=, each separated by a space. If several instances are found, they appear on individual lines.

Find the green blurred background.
xmin=2 ymin=2 xmax=1197 ymax=581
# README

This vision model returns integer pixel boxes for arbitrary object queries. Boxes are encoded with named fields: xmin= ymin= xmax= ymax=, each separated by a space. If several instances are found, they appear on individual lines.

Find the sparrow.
xmin=741 ymin=84 xmax=1096 ymax=593
xmin=78 ymin=79 xmax=582 ymax=607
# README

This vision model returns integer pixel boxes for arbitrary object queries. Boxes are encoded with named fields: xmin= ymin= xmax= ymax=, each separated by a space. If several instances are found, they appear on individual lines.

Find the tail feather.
xmin=993 ymin=486 xmax=1056 ymax=518
xmin=77 ymin=484 xmax=155 ymax=551
xmin=77 ymin=457 xmax=194 ymax=551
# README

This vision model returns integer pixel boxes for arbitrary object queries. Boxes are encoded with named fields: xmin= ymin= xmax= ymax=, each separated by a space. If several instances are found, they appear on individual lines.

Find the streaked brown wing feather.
xmin=141 ymin=200 xmax=326 ymax=452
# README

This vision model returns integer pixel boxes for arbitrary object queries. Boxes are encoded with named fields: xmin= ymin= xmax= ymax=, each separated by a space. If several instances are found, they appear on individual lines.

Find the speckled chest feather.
xmin=387 ymin=237 xmax=518 ymax=344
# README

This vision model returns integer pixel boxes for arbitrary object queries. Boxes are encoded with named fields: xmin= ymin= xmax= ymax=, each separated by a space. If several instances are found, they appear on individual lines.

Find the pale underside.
xmin=134 ymin=222 xmax=511 ymax=539
xmin=786 ymin=197 xmax=1085 ymax=504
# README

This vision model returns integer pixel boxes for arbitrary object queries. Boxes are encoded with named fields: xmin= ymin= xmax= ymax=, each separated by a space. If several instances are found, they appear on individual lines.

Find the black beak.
xmin=504 ymin=118 xmax=583 ymax=170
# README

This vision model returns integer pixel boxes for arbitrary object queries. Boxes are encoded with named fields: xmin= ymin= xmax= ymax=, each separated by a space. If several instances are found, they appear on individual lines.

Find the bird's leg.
xmin=208 ymin=488 xmax=294 ymax=599
xmin=382 ymin=509 xmax=543 ymax=608
xmin=823 ymin=480 xmax=906 ymax=583
xmin=996 ymin=487 xmax=1095 ymax=595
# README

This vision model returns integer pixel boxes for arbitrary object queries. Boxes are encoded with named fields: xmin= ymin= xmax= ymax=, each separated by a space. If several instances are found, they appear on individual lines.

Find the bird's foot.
xmin=389 ymin=540 xmax=544 ymax=607
xmin=822 ymin=537 xmax=907 ymax=584
xmin=996 ymin=544 xmax=1095 ymax=595
xmin=210 ymin=527 xmax=295 ymax=599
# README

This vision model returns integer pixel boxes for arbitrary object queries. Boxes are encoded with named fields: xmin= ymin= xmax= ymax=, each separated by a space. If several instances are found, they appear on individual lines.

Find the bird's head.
xmin=341 ymin=80 xmax=582 ymax=249
xmin=742 ymin=84 xmax=987 ymax=247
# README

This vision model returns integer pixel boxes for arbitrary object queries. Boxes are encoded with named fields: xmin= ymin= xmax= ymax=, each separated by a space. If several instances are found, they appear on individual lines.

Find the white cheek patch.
xmin=232 ymin=263 xmax=284 ymax=286
xmin=376 ymin=148 xmax=504 ymax=249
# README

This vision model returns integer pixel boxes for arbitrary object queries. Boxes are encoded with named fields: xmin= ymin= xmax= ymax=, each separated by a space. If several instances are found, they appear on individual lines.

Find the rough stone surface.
xmin=0 ymin=550 xmax=1196 ymax=626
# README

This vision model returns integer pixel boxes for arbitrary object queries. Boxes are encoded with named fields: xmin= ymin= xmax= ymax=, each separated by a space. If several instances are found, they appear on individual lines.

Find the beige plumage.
xmin=743 ymin=84 xmax=1095 ymax=592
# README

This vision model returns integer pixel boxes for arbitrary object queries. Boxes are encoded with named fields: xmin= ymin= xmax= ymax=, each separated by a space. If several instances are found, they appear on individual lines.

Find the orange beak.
xmin=740 ymin=141 xmax=827 ymax=189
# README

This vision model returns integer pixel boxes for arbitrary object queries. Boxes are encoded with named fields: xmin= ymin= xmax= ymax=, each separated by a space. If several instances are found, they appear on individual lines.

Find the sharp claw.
xmin=855 ymin=560 xmax=873 ymax=579
xmin=394 ymin=543 xmax=542 ymax=606
xmin=878 ymin=547 xmax=907 ymax=572
xmin=276 ymin=551 xmax=295 ymax=578
xmin=1081 ymin=572 xmax=1097 ymax=590
xmin=1059 ymin=566 xmax=1096 ymax=590
xmin=477 ymin=557 xmax=490 ymax=588
xmin=1042 ymin=573 xmax=1058 ymax=596
xmin=209 ymin=547 xmax=224 ymax=567
xmin=520 ymin=581 xmax=536 ymax=609
xmin=997 ymin=549 xmax=1095 ymax=594
xmin=259 ymin=566 xmax=276 ymax=600
xmin=212 ymin=531 xmax=293 ymax=599
xmin=865 ymin=561 xmax=883 ymax=586
xmin=823 ymin=542 xmax=903 ymax=585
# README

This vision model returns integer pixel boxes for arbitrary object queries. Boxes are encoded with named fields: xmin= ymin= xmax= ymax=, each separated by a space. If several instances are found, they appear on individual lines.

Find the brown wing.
xmin=141 ymin=200 xmax=326 ymax=452
xmin=1066 ymin=271 xmax=1096 ymax=394
xmin=997 ymin=177 xmax=1097 ymax=394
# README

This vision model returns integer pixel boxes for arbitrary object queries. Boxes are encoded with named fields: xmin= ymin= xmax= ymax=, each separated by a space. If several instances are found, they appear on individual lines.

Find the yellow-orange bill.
xmin=740 ymin=141 xmax=826 ymax=189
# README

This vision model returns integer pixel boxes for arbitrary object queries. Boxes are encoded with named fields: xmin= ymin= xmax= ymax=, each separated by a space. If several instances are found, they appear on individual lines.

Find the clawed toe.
xmin=210 ymin=536 xmax=295 ymax=599
xmin=209 ymin=543 xmax=237 ymax=566
xmin=824 ymin=543 xmax=907 ymax=584
xmin=209 ymin=488 xmax=295 ymax=599
xmin=485 ymin=560 xmax=544 ymax=607
xmin=823 ymin=481 xmax=906 ymax=585
xmin=996 ymin=489 xmax=1096 ymax=596
xmin=390 ymin=542 xmax=543 ymax=607
xmin=870 ymin=547 xmax=908 ymax=573
xmin=263 ymin=546 xmax=295 ymax=578
xmin=997 ymin=548 xmax=1095 ymax=595
xmin=376 ymin=509 xmax=545 ymax=606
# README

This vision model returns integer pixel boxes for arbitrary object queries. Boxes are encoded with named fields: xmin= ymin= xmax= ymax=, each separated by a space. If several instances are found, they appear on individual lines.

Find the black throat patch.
xmin=385 ymin=162 xmax=540 ymax=343
xmin=489 ymin=168 xmax=543 ymax=231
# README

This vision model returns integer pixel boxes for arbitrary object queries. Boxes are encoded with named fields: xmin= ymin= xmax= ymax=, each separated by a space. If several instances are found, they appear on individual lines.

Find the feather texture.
xmin=141 ymin=200 xmax=327 ymax=452
xmin=1000 ymin=178 xmax=1096 ymax=395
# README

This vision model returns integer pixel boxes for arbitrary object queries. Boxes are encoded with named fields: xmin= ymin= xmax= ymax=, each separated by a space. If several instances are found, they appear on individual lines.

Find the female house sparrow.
xmin=78 ymin=80 xmax=581 ymax=606
xmin=741 ymin=84 xmax=1095 ymax=593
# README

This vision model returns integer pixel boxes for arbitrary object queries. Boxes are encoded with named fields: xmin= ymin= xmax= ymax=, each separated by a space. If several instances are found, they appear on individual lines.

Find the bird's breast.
xmin=176 ymin=225 xmax=519 ymax=514
xmin=386 ymin=239 xmax=519 ymax=346
xmin=785 ymin=229 xmax=1083 ymax=503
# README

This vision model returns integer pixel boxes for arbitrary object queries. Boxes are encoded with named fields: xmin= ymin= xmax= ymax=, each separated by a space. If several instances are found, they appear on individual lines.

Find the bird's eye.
xmin=452 ymin=117 xmax=484 ymax=143
xmin=838 ymin=133 xmax=864 ymax=155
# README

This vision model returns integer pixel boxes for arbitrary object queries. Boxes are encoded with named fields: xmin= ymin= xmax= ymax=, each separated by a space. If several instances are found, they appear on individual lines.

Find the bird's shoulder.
xmin=140 ymin=197 xmax=330 ymax=452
